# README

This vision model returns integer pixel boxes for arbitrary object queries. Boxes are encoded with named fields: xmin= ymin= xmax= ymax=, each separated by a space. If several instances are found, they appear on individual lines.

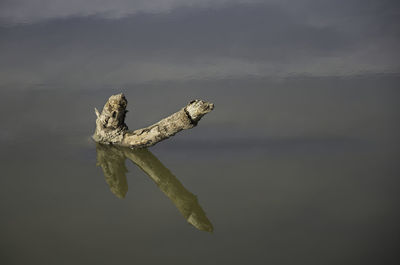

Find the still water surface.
xmin=0 ymin=76 xmax=399 ymax=264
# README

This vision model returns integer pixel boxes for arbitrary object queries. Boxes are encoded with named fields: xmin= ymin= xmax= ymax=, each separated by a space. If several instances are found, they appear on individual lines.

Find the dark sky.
xmin=0 ymin=0 xmax=399 ymax=89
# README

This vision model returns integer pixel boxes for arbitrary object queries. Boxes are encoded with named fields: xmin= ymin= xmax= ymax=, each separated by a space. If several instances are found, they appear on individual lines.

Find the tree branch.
xmin=92 ymin=93 xmax=214 ymax=148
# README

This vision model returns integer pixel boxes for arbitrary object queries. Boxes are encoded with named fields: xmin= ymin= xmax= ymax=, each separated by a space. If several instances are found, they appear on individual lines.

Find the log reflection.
xmin=95 ymin=143 xmax=213 ymax=232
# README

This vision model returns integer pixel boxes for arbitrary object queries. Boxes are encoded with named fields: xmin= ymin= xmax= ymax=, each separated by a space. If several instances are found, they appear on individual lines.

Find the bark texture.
xmin=93 ymin=93 xmax=214 ymax=148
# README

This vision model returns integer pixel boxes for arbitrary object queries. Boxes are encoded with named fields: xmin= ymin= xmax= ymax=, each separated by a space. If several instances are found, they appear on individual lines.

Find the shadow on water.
xmin=95 ymin=143 xmax=214 ymax=232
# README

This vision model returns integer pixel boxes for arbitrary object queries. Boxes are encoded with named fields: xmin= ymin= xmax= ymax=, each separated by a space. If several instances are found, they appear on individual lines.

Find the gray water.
xmin=1 ymin=1 xmax=400 ymax=264
xmin=1 ymin=77 xmax=399 ymax=264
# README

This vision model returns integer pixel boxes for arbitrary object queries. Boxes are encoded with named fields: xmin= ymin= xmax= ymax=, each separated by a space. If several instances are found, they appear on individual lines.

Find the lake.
xmin=1 ymin=1 xmax=400 ymax=263
xmin=0 ymin=75 xmax=399 ymax=264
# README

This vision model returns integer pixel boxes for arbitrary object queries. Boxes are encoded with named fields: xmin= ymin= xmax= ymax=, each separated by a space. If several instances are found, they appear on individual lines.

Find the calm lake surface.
xmin=1 ymin=1 xmax=400 ymax=263
xmin=0 ymin=75 xmax=399 ymax=264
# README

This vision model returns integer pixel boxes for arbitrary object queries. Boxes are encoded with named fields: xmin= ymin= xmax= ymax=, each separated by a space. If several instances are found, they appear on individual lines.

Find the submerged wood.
xmin=93 ymin=93 xmax=214 ymax=148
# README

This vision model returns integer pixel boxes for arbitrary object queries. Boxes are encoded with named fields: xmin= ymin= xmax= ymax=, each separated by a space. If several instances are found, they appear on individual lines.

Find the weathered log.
xmin=92 ymin=93 xmax=214 ymax=148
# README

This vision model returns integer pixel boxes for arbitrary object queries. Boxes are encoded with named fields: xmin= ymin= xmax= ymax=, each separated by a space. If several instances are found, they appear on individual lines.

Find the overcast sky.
xmin=0 ymin=0 xmax=399 ymax=88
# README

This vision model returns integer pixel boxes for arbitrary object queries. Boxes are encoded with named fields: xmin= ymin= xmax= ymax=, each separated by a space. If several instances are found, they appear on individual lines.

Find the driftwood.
xmin=96 ymin=143 xmax=213 ymax=232
xmin=93 ymin=93 xmax=214 ymax=148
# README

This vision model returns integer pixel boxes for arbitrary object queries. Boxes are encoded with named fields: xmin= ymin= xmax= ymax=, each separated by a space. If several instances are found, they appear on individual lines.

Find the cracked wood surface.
xmin=92 ymin=93 xmax=214 ymax=148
